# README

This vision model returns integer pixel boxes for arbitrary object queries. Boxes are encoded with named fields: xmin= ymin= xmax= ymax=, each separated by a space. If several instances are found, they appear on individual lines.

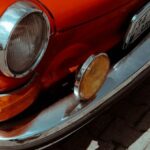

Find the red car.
xmin=0 ymin=0 xmax=149 ymax=149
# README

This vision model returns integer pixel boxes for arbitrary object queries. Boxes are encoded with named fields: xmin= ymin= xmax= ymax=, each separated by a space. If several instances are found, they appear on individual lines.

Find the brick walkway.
xmin=48 ymin=76 xmax=150 ymax=150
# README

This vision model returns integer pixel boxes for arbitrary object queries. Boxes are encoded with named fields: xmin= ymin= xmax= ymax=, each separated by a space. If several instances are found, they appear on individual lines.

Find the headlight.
xmin=0 ymin=1 xmax=50 ymax=78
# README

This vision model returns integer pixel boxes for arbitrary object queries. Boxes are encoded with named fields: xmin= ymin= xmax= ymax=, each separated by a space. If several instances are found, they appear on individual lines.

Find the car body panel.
xmin=0 ymin=0 xmax=148 ymax=91
xmin=0 ymin=31 xmax=150 ymax=149
xmin=39 ymin=0 xmax=149 ymax=87
xmin=40 ymin=0 xmax=146 ymax=31
xmin=0 ymin=0 xmax=149 ymax=141
xmin=0 ymin=0 xmax=149 ymax=148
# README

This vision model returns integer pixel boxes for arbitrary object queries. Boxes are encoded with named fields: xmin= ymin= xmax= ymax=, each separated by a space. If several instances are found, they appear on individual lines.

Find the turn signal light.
xmin=74 ymin=53 xmax=110 ymax=100
xmin=0 ymin=76 xmax=40 ymax=121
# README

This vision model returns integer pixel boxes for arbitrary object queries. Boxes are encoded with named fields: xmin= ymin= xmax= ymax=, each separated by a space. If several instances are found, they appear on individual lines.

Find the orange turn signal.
xmin=74 ymin=53 xmax=110 ymax=100
xmin=0 ymin=76 xmax=40 ymax=122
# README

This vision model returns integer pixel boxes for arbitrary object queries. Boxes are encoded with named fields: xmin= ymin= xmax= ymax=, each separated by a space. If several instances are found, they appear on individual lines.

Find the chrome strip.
xmin=74 ymin=54 xmax=95 ymax=99
xmin=123 ymin=2 xmax=150 ymax=49
xmin=0 ymin=32 xmax=149 ymax=149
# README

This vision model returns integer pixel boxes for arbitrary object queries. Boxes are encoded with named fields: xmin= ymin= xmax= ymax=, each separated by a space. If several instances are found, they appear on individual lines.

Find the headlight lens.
xmin=7 ymin=13 xmax=47 ymax=74
xmin=0 ymin=1 xmax=50 ymax=78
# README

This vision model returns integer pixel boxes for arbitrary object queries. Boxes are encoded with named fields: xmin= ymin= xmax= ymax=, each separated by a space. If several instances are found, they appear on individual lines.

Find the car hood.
xmin=39 ymin=0 xmax=143 ymax=31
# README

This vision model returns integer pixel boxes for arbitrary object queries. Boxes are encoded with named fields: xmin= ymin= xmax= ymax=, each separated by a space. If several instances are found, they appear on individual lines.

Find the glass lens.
xmin=80 ymin=54 xmax=110 ymax=100
xmin=7 ymin=12 xmax=47 ymax=74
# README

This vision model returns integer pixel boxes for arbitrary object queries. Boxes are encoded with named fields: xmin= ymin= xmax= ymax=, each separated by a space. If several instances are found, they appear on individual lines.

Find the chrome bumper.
xmin=0 ymin=32 xmax=150 ymax=149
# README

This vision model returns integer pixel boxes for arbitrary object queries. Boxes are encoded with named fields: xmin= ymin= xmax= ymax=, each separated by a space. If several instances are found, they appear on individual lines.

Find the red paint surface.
xmin=38 ymin=0 xmax=148 ymax=88
xmin=0 ymin=0 xmax=148 ymax=120
xmin=40 ymin=0 xmax=145 ymax=31
xmin=0 ymin=0 xmax=148 ymax=91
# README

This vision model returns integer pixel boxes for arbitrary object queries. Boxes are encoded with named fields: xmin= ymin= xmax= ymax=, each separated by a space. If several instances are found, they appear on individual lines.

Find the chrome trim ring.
xmin=74 ymin=55 xmax=95 ymax=99
xmin=0 ymin=1 xmax=51 ymax=78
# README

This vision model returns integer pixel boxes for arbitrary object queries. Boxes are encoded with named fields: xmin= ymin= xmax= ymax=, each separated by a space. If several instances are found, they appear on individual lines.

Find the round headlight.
xmin=0 ymin=1 xmax=50 ymax=78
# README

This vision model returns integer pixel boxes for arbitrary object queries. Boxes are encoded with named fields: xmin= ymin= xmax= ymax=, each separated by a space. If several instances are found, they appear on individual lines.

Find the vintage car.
xmin=0 ymin=0 xmax=149 ymax=149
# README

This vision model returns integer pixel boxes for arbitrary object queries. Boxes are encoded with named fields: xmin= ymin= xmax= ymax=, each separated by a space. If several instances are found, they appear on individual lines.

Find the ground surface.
xmin=47 ymin=76 xmax=150 ymax=150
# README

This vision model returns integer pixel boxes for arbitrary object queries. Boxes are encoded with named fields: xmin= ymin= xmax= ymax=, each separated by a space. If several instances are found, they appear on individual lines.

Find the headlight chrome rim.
xmin=0 ymin=1 xmax=51 ymax=78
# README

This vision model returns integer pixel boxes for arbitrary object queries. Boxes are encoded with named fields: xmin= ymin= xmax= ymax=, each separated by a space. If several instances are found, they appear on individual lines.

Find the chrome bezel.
xmin=0 ymin=1 xmax=51 ymax=78
xmin=123 ymin=2 xmax=150 ymax=49
xmin=74 ymin=53 xmax=108 ymax=100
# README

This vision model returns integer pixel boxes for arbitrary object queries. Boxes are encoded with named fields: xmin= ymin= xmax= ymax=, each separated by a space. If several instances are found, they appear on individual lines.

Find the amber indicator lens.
xmin=0 ymin=77 xmax=40 ymax=122
xmin=74 ymin=53 xmax=110 ymax=100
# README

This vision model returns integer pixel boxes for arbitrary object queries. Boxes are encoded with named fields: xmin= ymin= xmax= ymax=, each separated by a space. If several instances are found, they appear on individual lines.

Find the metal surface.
xmin=0 ymin=32 xmax=149 ymax=149
xmin=0 ymin=1 xmax=50 ymax=78
xmin=74 ymin=54 xmax=94 ymax=100
xmin=124 ymin=2 xmax=150 ymax=49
